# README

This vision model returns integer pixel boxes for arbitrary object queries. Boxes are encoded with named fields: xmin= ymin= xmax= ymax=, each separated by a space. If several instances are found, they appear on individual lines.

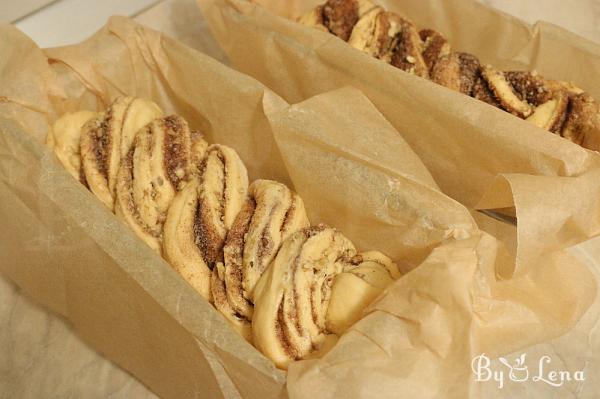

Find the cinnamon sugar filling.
xmin=193 ymin=150 xmax=228 ymax=269
xmin=91 ymin=115 xmax=112 ymax=180
xmin=323 ymin=0 xmax=359 ymax=41
xmin=162 ymin=115 xmax=189 ymax=189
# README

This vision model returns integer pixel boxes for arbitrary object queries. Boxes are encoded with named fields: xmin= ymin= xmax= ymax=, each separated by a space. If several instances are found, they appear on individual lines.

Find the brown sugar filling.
xmin=91 ymin=113 xmax=112 ymax=180
xmin=224 ymin=198 xmax=256 ymax=315
xmin=420 ymin=29 xmax=448 ymax=72
xmin=504 ymin=71 xmax=553 ymax=106
xmin=194 ymin=197 xmax=224 ymax=269
xmin=162 ymin=116 xmax=189 ymax=189
xmin=122 ymin=145 xmax=160 ymax=237
xmin=276 ymin=301 xmax=298 ymax=359
xmin=323 ymin=0 xmax=359 ymax=41
xmin=193 ymin=150 xmax=228 ymax=269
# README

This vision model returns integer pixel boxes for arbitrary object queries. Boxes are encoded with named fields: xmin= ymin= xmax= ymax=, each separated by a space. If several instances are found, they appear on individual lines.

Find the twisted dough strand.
xmin=115 ymin=115 xmax=208 ymax=252
xmin=211 ymin=180 xmax=310 ymax=341
xmin=163 ymin=144 xmax=249 ymax=300
xmin=79 ymin=97 xmax=163 ymax=209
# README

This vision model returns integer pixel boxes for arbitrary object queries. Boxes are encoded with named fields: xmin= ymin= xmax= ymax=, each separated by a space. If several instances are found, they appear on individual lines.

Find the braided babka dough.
xmin=300 ymin=0 xmax=600 ymax=150
xmin=48 ymin=96 xmax=401 ymax=369
xmin=115 ymin=115 xmax=208 ymax=252
xmin=252 ymin=225 xmax=400 ymax=369
xmin=80 ymin=97 xmax=163 ymax=209
xmin=326 ymin=250 xmax=400 ymax=335
xmin=162 ymin=144 xmax=249 ymax=300
xmin=211 ymin=179 xmax=310 ymax=341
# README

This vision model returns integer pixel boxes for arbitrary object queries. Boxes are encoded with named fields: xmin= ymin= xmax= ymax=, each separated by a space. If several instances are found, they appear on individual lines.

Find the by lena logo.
xmin=471 ymin=353 xmax=585 ymax=389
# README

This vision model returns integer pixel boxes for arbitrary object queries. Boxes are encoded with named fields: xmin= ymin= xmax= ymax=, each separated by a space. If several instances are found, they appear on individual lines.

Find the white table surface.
xmin=1 ymin=0 xmax=600 ymax=397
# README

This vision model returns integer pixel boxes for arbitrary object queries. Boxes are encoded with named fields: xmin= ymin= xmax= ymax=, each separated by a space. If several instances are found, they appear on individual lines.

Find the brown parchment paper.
xmin=0 ymin=15 xmax=596 ymax=399
xmin=197 ymin=0 xmax=600 ymax=272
